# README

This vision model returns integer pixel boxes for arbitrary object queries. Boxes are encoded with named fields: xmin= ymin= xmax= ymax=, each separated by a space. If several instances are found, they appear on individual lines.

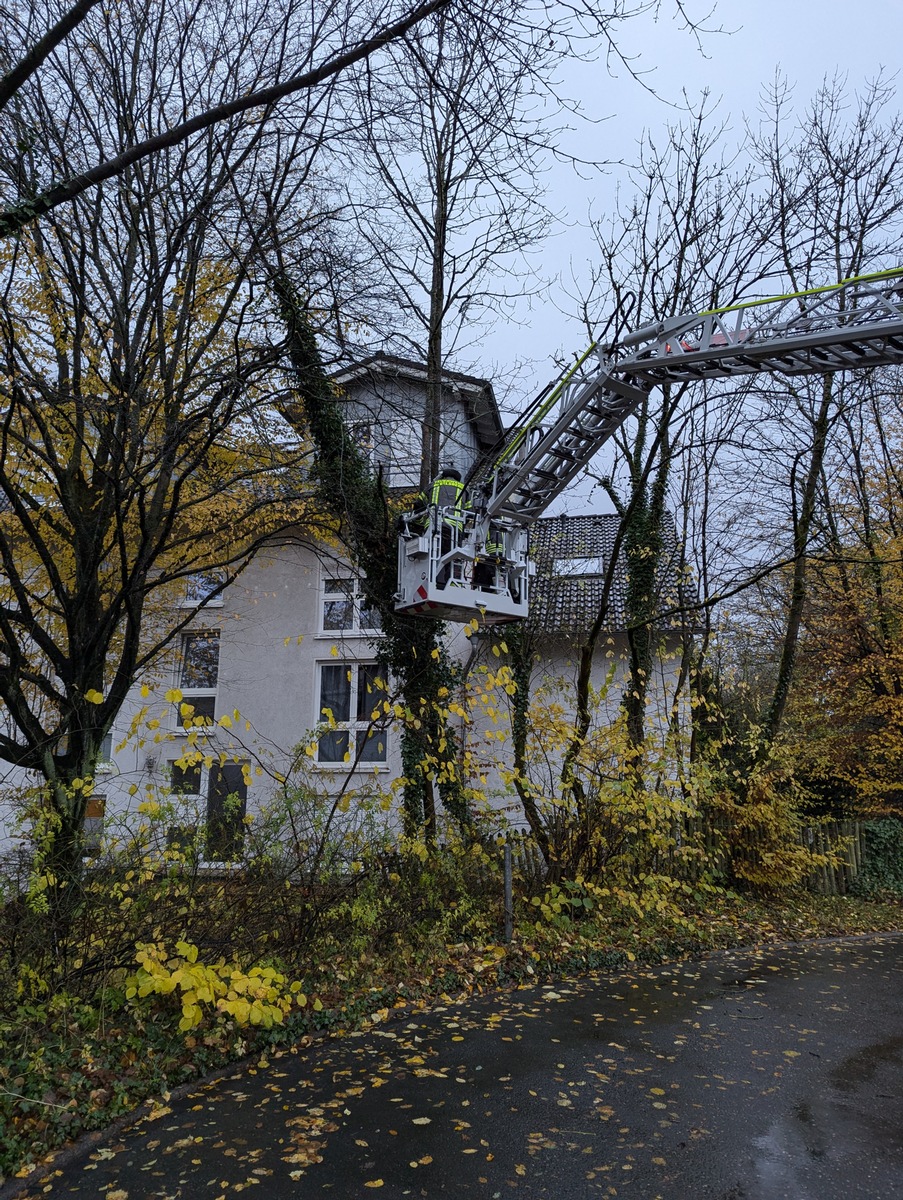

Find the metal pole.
xmin=503 ymin=838 xmax=513 ymax=943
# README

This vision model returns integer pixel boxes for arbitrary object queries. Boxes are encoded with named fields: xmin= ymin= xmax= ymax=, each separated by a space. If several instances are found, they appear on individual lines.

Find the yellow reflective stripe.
xmin=430 ymin=479 xmax=464 ymax=504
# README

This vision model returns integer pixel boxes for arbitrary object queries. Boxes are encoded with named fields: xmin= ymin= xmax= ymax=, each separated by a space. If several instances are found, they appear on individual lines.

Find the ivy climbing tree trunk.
xmin=271 ymin=268 xmax=471 ymax=841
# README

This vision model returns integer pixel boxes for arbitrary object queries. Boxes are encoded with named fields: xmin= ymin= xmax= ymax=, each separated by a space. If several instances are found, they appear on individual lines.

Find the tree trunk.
xmin=761 ymin=374 xmax=835 ymax=747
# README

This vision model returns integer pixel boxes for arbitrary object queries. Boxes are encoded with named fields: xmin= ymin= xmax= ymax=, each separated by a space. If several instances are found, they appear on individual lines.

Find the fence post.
xmin=504 ymin=838 xmax=514 ymax=944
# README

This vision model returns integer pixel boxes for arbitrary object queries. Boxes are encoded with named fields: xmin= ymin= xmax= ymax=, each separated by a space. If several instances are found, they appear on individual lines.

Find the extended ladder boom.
xmin=476 ymin=267 xmax=903 ymax=524
xmin=396 ymin=267 xmax=903 ymax=623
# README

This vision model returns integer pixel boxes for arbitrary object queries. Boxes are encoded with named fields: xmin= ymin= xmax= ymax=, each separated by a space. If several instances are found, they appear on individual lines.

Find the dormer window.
xmin=554 ymin=556 xmax=604 ymax=577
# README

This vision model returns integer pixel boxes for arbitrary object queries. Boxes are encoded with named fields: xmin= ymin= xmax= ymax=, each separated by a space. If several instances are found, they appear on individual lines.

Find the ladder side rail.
xmin=625 ymin=277 xmax=903 ymax=365
xmin=470 ymin=344 xmax=604 ymax=493
xmin=481 ymin=273 xmax=903 ymax=522
xmin=483 ymin=291 xmax=903 ymax=525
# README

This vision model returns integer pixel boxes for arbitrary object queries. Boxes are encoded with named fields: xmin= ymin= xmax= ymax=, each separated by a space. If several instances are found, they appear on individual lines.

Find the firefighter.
xmin=484 ymin=521 xmax=505 ymax=558
xmin=430 ymin=467 xmax=465 ymax=586
xmin=429 ymin=467 xmax=465 ymax=521
xmin=473 ymin=520 xmax=505 ymax=591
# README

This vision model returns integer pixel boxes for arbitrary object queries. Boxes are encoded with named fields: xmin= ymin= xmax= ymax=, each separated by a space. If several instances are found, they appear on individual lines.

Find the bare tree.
xmin=350 ymin=2 xmax=554 ymax=487
xmin=743 ymin=75 xmax=903 ymax=749
xmin=0 ymin=0 xmax=365 ymax=888
xmin=0 ymin=0 xmax=457 ymax=237
xmin=578 ymin=100 xmax=777 ymax=748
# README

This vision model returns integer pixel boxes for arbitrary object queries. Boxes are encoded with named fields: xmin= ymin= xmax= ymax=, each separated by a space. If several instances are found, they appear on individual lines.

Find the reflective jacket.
xmin=429 ymin=476 xmax=466 ymax=524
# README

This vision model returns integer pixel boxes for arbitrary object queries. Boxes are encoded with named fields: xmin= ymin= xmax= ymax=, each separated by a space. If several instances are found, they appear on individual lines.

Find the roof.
xmin=329 ymin=352 xmax=504 ymax=455
xmin=528 ymin=513 xmax=687 ymax=635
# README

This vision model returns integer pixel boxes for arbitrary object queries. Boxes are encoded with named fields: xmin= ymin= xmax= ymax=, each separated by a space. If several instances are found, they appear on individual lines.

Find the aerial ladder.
xmin=395 ymin=268 xmax=903 ymax=624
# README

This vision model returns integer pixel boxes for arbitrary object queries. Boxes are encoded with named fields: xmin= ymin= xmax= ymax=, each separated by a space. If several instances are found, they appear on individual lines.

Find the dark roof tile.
xmin=528 ymin=513 xmax=686 ymax=635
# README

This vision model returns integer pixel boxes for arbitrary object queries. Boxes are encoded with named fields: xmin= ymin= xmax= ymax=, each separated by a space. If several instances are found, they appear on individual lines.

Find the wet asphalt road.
xmin=15 ymin=933 xmax=903 ymax=1199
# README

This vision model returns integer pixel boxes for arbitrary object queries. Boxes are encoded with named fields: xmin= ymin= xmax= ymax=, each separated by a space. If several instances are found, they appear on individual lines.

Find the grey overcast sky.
xmin=475 ymin=0 xmax=903 ymax=389
xmin=471 ymin=0 xmax=903 ymax=511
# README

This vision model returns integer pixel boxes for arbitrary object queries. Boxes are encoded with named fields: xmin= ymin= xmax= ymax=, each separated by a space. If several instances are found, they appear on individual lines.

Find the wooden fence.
xmin=492 ymin=819 xmax=865 ymax=897
xmin=802 ymin=819 xmax=864 ymax=896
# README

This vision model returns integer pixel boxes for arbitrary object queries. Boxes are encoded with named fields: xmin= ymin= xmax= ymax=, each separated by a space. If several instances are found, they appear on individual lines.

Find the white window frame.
xmin=95 ymin=730 xmax=114 ymax=774
xmin=319 ymin=573 xmax=381 ymax=637
xmin=554 ymin=555 xmax=604 ymax=577
xmin=173 ymin=630 xmax=220 ymax=732
xmin=315 ymin=660 xmax=389 ymax=769
xmin=350 ymin=417 xmax=420 ymax=489
xmin=180 ymin=570 xmax=225 ymax=608
xmin=83 ymin=793 xmax=106 ymax=855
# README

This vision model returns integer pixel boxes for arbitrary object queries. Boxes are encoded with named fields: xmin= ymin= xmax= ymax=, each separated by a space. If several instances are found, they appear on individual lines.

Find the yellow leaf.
xmin=364 ymin=1182 xmax=384 ymax=1189
xmin=165 ymin=688 xmax=183 ymax=704
xmin=140 ymin=684 xmax=150 ymax=698
xmin=312 ymin=997 xmax=323 ymax=1011
xmin=217 ymin=714 xmax=233 ymax=728
xmin=85 ymin=688 xmax=104 ymax=704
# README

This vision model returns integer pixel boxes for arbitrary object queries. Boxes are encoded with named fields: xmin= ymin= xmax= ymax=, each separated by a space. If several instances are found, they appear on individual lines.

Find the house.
xmin=0 ymin=359 xmax=690 ymax=859
xmin=329 ymin=352 xmax=503 ymax=489
xmin=0 ymin=356 xmax=504 ymax=858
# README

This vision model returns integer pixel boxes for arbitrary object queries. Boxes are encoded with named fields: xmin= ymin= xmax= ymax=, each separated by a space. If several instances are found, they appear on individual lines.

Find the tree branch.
xmin=0 ymin=0 xmax=451 ymax=238
xmin=0 ymin=0 xmax=101 ymax=115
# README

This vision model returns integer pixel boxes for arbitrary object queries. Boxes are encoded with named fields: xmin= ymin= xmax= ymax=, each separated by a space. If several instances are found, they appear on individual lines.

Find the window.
xmin=350 ymin=418 xmax=419 ymax=488
xmin=177 ymin=631 xmax=219 ymax=727
xmin=96 ymin=730 xmax=114 ymax=773
xmin=321 ymin=576 xmax=380 ymax=635
xmin=554 ymin=555 xmax=603 ymax=577
xmin=206 ymin=762 xmax=248 ymax=862
xmin=182 ymin=571 xmax=225 ymax=607
xmin=317 ymin=662 xmax=387 ymax=765
xmin=350 ymin=419 xmax=376 ymax=463
xmin=381 ymin=419 xmax=420 ymax=489
xmin=171 ymin=759 xmax=202 ymax=795
xmin=166 ymin=758 xmax=247 ymax=862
